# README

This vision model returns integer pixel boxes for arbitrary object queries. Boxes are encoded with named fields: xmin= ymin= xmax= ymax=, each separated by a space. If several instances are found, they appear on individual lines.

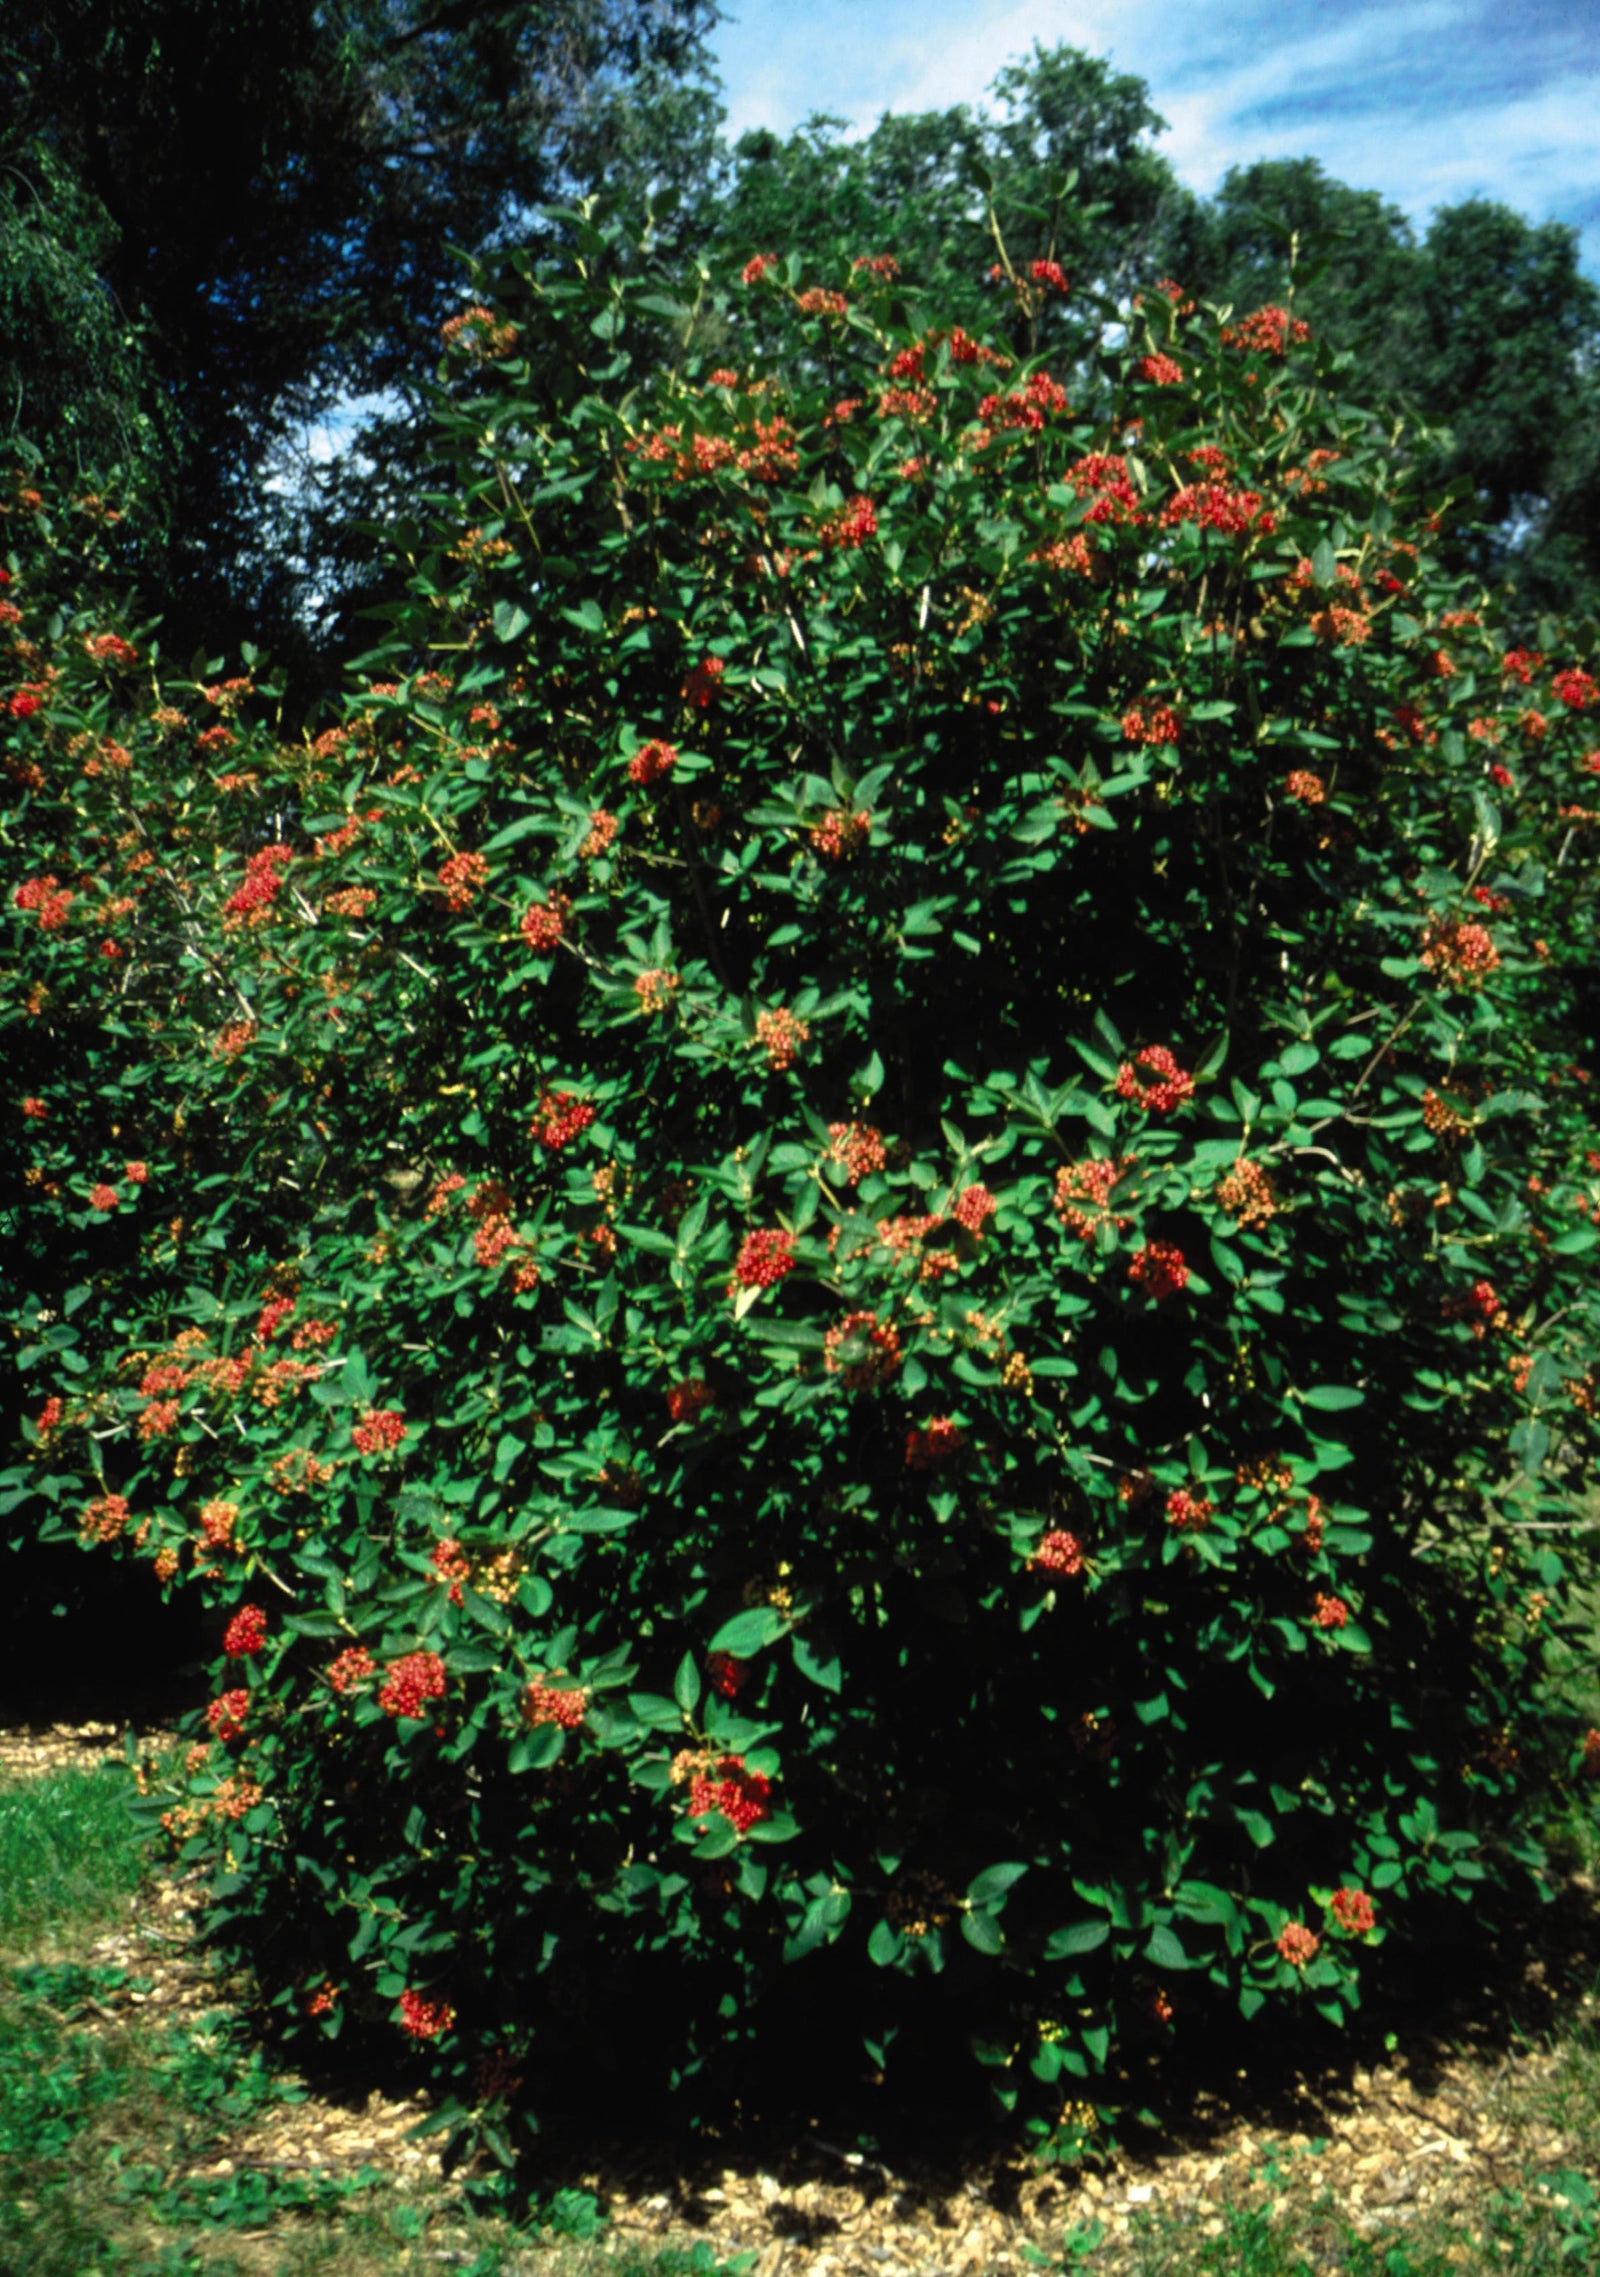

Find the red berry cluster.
xmin=1285 ymin=769 xmax=1327 ymax=804
xmin=378 ymin=1651 xmax=447 ymax=1719
xmin=206 ymin=1688 xmax=250 ymax=1743
xmin=1329 ymin=1887 xmax=1376 ymax=1935
xmin=14 ymin=873 xmax=74 ymax=929
xmin=198 ymin=1500 xmax=238 ymax=1551
xmin=627 ymin=738 xmax=677 ymax=786
xmin=679 ymin=1751 xmax=772 ymax=1834
xmin=1216 ymin=1159 xmax=1277 ymax=1228
xmin=634 ymin=968 xmax=679 ymax=1013
xmin=1164 ymin=1489 xmax=1212 ymax=1534
xmin=810 ymin=808 xmax=872 ymax=860
xmin=1033 ymin=1529 xmax=1085 ymax=1575
xmin=1115 ymin=1046 xmax=1194 ymax=1113
xmin=707 ymin=1651 xmax=749 ymax=1698
xmin=223 ymin=1603 xmax=269 ymax=1657
xmin=1054 ymin=1157 xmax=1134 ymax=1240
xmin=430 ymin=1537 xmax=472 ymax=1605
xmin=327 ymin=1646 xmax=376 ymax=1694
xmin=1120 ymin=704 xmax=1181 ymax=746
xmin=905 ymin=1416 xmax=966 ymax=1469
xmin=1421 ymin=918 xmax=1500 ymax=989
xmin=666 ymin=1377 xmax=714 ymax=1424
xmin=520 ymin=894 xmax=569 ymax=952
xmin=732 ymin=1228 xmax=797 ymax=1291
xmin=827 ymin=1121 xmax=887 ymax=1186
xmin=755 ymin=1006 xmax=810 ymax=1070
xmin=682 ymin=657 xmax=725 ymax=708
xmin=440 ymin=302 xmax=518 ymax=359
xmin=352 ymin=1407 xmax=407 ymax=1454
xmin=468 ymin=1208 xmax=515 ymax=1268
xmin=1222 ymin=305 xmax=1310 ymax=356
xmin=1276 ymin=1920 xmax=1320 ymax=1967
xmin=1137 ymin=354 xmax=1183 ymax=386
xmin=397 ymin=1988 xmax=456 ymax=2039
xmin=255 ymin=1295 xmax=294 ymax=1342
xmin=951 ymin=1184 xmax=997 ymax=1233
xmin=524 ymin=1679 xmax=587 ymax=1729
xmin=819 ymin=495 xmax=878 ymax=551
xmin=1312 ymin=1593 xmax=1349 ymax=1631
xmin=1062 ymin=453 xmax=1142 ymax=525
xmin=1174 ymin=482 xmax=1273 ymax=536
xmin=437 ymin=850 xmax=490 ymax=910
xmin=222 ymin=843 xmax=292 ymax=927
xmin=1553 ymin=667 xmax=1598 ymax=710
xmin=1128 ymin=1242 xmax=1189 ymax=1302
xmin=532 ymin=1089 xmax=595 ymax=1149
xmin=976 ymin=372 xmax=1070 ymax=434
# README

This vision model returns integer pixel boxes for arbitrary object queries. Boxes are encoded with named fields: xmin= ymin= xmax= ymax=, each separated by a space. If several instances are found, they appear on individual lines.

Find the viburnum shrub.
xmin=6 ymin=220 xmax=1600 ymax=2167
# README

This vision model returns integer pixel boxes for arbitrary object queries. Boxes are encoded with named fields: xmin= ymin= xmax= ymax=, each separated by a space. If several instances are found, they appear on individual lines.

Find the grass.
xmin=1074 ymin=2143 xmax=1600 ymax=2274
xmin=1 ymin=1754 xmax=1598 ymax=2276
xmin=0 ymin=1756 xmax=152 ymax=1951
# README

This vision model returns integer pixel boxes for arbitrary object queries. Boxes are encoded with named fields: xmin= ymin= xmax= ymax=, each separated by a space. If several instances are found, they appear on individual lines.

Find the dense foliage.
xmin=713 ymin=114 xmax=1600 ymax=631
xmin=6 ymin=216 xmax=1600 ymax=2169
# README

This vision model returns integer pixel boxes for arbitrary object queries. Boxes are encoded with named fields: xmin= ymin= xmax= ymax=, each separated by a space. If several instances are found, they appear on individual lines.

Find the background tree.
xmin=0 ymin=143 xmax=178 ymax=534
xmin=1 ymin=0 xmax=721 ymax=696
xmin=706 ymin=46 xmax=1180 ymax=352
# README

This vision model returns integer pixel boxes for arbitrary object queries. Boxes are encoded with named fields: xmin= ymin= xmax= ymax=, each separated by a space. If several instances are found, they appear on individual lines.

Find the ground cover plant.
xmin=6 ymin=208 xmax=1600 ymax=2186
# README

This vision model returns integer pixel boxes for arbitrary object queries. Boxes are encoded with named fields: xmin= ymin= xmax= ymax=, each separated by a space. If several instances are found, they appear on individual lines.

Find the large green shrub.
xmin=6 ymin=219 xmax=1600 ymax=2163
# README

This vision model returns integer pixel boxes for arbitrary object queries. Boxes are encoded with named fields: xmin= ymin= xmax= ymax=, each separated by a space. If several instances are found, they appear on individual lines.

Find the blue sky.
xmin=709 ymin=0 xmax=1600 ymax=276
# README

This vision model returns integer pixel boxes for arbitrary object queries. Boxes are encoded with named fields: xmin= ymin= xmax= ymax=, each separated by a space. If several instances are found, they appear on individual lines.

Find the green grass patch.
xmin=1089 ymin=2168 xmax=1600 ymax=2276
xmin=0 ymin=1756 xmax=152 ymax=1951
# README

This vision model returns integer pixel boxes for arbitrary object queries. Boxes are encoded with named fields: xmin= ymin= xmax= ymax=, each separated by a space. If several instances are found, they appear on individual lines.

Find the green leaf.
xmin=966 ymin=1861 xmax=1029 ymax=1907
xmin=791 ymin=1633 xmax=842 ymax=1691
xmin=960 ymin=1908 xmax=1003 ymax=1955
xmin=673 ymin=1652 xmax=701 ymax=1715
xmin=492 ymin=600 xmax=531 ymax=644
xmin=867 ymin=1918 xmax=903 ymax=1966
xmin=1299 ymin=1385 xmax=1364 ymax=1411
xmin=1144 ymin=1923 xmax=1191 ymax=1970
xmin=1044 ymin=1920 xmax=1110 ymax=1958
xmin=710 ymin=1606 xmax=786 ymax=1656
